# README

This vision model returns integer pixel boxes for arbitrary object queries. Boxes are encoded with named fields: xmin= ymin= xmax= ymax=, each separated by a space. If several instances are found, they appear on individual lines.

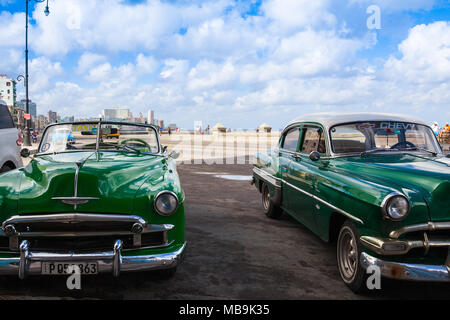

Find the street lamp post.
xmin=23 ymin=0 xmax=50 ymax=147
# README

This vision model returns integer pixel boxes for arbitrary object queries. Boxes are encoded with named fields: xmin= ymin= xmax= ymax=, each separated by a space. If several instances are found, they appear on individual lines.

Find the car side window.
xmin=282 ymin=127 xmax=300 ymax=152
xmin=0 ymin=104 xmax=14 ymax=129
xmin=301 ymin=127 xmax=326 ymax=154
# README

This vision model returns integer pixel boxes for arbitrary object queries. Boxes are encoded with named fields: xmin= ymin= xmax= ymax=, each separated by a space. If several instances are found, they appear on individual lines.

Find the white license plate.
xmin=41 ymin=262 xmax=99 ymax=275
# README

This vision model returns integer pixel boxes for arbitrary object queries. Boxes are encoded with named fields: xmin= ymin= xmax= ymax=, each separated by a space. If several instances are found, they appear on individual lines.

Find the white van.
xmin=0 ymin=102 xmax=23 ymax=173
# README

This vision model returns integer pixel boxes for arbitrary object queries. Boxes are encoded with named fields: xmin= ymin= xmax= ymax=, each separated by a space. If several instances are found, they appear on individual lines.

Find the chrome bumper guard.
xmin=360 ymin=235 xmax=450 ymax=256
xmin=360 ymin=252 xmax=450 ymax=282
xmin=0 ymin=240 xmax=186 ymax=279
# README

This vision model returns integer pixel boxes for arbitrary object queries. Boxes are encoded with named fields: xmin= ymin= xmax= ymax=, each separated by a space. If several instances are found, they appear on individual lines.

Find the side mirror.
xmin=309 ymin=150 xmax=320 ymax=162
xmin=169 ymin=150 xmax=180 ymax=159
xmin=20 ymin=148 xmax=30 ymax=158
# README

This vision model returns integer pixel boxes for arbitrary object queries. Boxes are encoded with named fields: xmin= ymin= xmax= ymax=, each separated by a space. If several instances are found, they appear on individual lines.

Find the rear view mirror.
xmin=20 ymin=148 xmax=30 ymax=158
xmin=309 ymin=151 xmax=320 ymax=162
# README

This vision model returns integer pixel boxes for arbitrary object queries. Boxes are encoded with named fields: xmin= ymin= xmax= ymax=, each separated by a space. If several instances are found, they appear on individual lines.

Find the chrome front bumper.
xmin=0 ymin=240 xmax=186 ymax=279
xmin=360 ymin=252 xmax=450 ymax=282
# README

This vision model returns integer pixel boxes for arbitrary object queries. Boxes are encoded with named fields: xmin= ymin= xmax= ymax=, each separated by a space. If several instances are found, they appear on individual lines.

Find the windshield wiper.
xmin=360 ymin=148 xmax=400 ymax=157
xmin=99 ymin=142 xmax=141 ymax=154
xmin=400 ymin=147 xmax=437 ymax=157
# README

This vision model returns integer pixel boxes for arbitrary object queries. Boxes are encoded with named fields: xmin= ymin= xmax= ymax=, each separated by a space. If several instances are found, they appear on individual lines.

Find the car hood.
xmin=18 ymin=151 xmax=167 ymax=215
xmin=334 ymin=154 xmax=450 ymax=222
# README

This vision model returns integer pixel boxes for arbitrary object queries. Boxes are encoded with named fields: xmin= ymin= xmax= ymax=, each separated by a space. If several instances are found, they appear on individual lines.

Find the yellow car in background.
xmin=101 ymin=127 xmax=120 ymax=139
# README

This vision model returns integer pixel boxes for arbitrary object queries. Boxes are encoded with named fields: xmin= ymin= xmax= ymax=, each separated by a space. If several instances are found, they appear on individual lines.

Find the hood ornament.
xmin=52 ymin=161 xmax=99 ymax=210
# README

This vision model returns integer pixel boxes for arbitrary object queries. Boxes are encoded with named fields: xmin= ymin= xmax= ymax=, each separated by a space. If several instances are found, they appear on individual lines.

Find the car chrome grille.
xmin=0 ymin=213 xmax=173 ymax=252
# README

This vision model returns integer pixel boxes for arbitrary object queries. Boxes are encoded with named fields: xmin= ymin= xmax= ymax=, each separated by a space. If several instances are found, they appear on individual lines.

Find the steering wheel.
xmin=120 ymin=138 xmax=152 ymax=150
xmin=390 ymin=141 xmax=416 ymax=149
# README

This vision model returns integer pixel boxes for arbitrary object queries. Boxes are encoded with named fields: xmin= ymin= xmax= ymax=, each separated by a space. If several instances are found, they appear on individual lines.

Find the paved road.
xmin=0 ymin=163 xmax=450 ymax=299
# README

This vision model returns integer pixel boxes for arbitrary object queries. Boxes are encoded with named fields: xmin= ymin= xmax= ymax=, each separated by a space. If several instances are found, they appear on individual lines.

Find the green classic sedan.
xmin=252 ymin=113 xmax=450 ymax=292
xmin=0 ymin=121 xmax=185 ymax=278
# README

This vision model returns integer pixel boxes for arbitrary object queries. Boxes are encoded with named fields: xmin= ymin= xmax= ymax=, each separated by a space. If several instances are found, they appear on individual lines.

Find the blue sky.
xmin=0 ymin=0 xmax=449 ymax=130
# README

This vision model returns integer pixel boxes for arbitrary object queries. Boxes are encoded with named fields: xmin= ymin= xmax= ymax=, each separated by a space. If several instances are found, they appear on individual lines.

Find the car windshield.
xmin=39 ymin=122 xmax=160 ymax=154
xmin=330 ymin=121 xmax=441 ymax=155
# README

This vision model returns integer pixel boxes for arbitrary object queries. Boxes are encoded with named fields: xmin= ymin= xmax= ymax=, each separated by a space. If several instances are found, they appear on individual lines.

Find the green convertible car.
xmin=0 ymin=121 xmax=185 ymax=278
xmin=253 ymin=113 xmax=450 ymax=292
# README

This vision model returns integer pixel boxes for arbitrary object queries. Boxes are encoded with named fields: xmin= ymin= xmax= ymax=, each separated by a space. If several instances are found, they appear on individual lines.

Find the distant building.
xmin=258 ymin=123 xmax=272 ymax=133
xmin=37 ymin=115 xmax=49 ymax=131
xmin=48 ymin=110 xmax=58 ymax=123
xmin=16 ymin=99 xmax=37 ymax=117
xmin=148 ymin=110 xmax=154 ymax=125
xmin=102 ymin=108 xmax=131 ymax=120
xmin=0 ymin=74 xmax=16 ymax=108
xmin=158 ymin=120 xmax=164 ymax=129
xmin=62 ymin=116 xmax=75 ymax=122
xmin=212 ymin=123 xmax=227 ymax=134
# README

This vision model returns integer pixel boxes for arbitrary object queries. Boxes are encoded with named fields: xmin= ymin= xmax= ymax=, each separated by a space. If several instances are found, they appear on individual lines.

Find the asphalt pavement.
xmin=1 ymin=163 xmax=450 ymax=299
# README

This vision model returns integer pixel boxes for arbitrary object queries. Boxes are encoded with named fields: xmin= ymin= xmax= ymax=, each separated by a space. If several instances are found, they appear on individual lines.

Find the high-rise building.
xmin=48 ymin=110 xmax=58 ymax=123
xmin=148 ymin=110 xmax=154 ymax=125
xmin=158 ymin=120 xmax=164 ymax=129
xmin=102 ymin=108 xmax=131 ymax=120
xmin=0 ymin=75 xmax=16 ymax=108
xmin=16 ymin=99 xmax=37 ymax=117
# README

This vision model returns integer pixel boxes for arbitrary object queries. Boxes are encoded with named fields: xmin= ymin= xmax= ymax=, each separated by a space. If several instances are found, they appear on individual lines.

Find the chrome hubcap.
xmin=338 ymin=229 xmax=358 ymax=281
xmin=262 ymin=186 xmax=270 ymax=210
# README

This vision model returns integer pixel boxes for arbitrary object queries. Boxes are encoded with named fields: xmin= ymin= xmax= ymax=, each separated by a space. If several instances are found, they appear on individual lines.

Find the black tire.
xmin=261 ymin=183 xmax=282 ymax=219
xmin=0 ymin=164 xmax=14 ymax=173
xmin=337 ymin=220 xmax=368 ymax=293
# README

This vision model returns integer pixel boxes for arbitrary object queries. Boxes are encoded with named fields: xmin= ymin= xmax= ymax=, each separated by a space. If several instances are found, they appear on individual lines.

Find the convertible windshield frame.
xmin=328 ymin=120 xmax=443 ymax=157
xmin=37 ymin=121 xmax=162 ymax=156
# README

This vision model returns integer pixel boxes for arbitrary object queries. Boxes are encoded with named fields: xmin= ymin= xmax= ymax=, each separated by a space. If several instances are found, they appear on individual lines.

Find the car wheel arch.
xmin=328 ymin=212 xmax=348 ymax=244
xmin=0 ymin=161 xmax=16 ymax=173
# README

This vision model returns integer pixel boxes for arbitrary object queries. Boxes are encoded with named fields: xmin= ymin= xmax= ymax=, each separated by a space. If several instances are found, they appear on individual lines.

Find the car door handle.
xmin=292 ymin=154 xmax=301 ymax=161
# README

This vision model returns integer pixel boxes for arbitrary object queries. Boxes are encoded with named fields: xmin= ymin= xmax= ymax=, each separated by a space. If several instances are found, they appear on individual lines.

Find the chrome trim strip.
xmin=2 ymin=213 xmax=148 ymax=231
xmin=253 ymin=167 xmax=282 ymax=187
xmin=123 ymin=240 xmax=175 ymax=252
xmin=360 ymin=236 xmax=423 ymax=256
xmin=360 ymin=252 xmax=450 ymax=282
xmin=0 ymin=223 xmax=173 ymax=238
xmin=390 ymin=222 xmax=450 ymax=239
xmin=0 ymin=241 xmax=186 ymax=278
xmin=282 ymin=180 xmax=364 ymax=225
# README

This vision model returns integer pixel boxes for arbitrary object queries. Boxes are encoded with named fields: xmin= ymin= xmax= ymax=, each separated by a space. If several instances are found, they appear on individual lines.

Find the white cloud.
xmin=77 ymin=53 xmax=106 ymax=74
xmin=3 ymin=0 xmax=448 ymax=128
xmin=0 ymin=11 xmax=25 ymax=48
xmin=348 ymin=0 xmax=437 ymax=12
xmin=136 ymin=54 xmax=158 ymax=75
xmin=28 ymin=57 xmax=63 ymax=92
xmin=384 ymin=22 xmax=450 ymax=84
xmin=262 ymin=0 xmax=336 ymax=31
xmin=160 ymin=59 xmax=189 ymax=80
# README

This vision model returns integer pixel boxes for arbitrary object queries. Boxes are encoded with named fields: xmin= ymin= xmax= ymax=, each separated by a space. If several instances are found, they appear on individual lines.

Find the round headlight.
xmin=154 ymin=191 xmax=179 ymax=216
xmin=382 ymin=194 xmax=410 ymax=221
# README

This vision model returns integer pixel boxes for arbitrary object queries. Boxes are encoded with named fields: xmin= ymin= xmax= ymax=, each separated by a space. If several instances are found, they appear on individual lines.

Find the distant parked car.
xmin=0 ymin=102 xmax=23 ymax=173
xmin=101 ymin=127 xmax=120 ymax=139
xmin=253 ymin=113 xmax=449 ymax=293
